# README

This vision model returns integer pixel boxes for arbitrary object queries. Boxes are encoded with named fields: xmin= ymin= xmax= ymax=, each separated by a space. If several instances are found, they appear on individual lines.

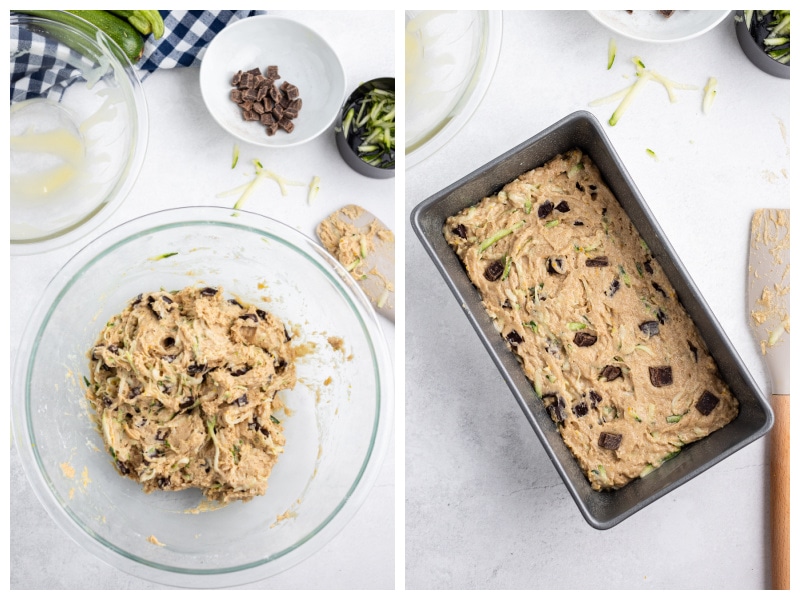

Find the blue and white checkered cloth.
xmin=11 ymin=10 xmax=264 ymax=102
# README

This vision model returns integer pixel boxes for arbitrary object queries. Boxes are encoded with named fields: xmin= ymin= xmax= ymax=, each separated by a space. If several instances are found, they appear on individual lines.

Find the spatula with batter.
xmin=747 ymin=208 xmax=790 ymax=590
xmin=317 ymin=204 xmax=395 ymax=322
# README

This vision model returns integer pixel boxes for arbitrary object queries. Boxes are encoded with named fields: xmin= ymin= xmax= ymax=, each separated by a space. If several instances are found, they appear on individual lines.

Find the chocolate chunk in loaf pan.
xmin=410 ymin=110 xmax=773 ymax=529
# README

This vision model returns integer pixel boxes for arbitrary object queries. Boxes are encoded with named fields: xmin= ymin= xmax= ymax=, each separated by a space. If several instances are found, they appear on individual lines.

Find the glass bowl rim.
xmin=12 ymin=205 xmax=394 ymax=587
xmin=10 ymin=11 xmax=150 ymax=255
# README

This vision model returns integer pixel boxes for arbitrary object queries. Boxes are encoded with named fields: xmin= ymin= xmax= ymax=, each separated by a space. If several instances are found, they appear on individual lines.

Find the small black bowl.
xmin=735 ymin=11 xmax=790 ymax=79
xmin=334 ymin=77 xmax=395 ymax=179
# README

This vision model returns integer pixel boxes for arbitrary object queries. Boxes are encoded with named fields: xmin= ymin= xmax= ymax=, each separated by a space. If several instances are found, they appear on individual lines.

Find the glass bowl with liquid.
xmin=405 ymin=10 xmax=503 ymax=169
xmin=10 ymin=12 xmax=148 ymax=255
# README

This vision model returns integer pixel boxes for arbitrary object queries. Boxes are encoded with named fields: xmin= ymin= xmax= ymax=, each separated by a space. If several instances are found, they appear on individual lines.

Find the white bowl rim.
xmin=587 ymin=9 xmax=732 ymax=44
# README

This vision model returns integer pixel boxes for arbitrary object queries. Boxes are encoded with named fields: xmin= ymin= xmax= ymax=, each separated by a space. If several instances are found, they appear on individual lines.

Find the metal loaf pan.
xmin=410 ymin=110 xmax=773 ymax=529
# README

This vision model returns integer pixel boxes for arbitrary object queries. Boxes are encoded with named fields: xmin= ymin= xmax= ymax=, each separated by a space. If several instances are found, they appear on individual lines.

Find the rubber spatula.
xmin=747 ymin=208 xmax=790 ymax=590
xmin=317 ymin=204 xmax=395 ymax=322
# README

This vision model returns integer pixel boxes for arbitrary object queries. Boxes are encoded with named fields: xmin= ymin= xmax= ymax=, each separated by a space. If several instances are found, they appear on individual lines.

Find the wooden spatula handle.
xmin=770 ymin=393 xmax=790 ymax=590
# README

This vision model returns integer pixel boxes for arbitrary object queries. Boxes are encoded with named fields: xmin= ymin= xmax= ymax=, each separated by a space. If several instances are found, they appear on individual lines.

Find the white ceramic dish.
xmin=199 ymin=15 xmax=346 ymax=148
xmin=588 ymin=10 xmax=731 ymax=44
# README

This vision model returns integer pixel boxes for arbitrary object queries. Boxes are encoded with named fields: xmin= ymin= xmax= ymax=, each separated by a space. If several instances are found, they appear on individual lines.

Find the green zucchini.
xmin=13 ymin=9 xmax=145 ymax=63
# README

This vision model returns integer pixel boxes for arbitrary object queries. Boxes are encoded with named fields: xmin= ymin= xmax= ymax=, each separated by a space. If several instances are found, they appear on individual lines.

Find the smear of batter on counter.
xmin=749 ymin=209 xmax=790 ymax=354
xmin=86 ymin=286 xmax=296 ymax=504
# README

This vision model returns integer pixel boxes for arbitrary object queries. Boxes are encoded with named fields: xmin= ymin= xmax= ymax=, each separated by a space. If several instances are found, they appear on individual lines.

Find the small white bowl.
xmin=588 ymin=10 xmax=731 ymax=44
xmin=200 ymin=15 xmax=346 ymax=148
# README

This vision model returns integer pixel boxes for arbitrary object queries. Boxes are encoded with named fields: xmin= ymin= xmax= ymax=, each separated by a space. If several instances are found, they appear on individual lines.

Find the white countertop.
xmin=10 ymin=10 xmax=395 ymax=590
xmin=405 ymin=10 xmax=789 ymax=590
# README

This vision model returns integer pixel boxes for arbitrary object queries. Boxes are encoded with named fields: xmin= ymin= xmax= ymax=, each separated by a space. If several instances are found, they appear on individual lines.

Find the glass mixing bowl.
xmin=10 ymin=12 xmax=148 ymax=254
xmin=405 ymin=10 xmax=503 ymax=169
xmin=12 ymin=207 xmax=394 ymax=587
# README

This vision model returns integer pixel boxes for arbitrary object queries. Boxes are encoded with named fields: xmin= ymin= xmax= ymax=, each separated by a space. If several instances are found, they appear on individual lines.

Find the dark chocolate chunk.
xmin=696 ymin=390 xmax=720 ymax=415
xmin=585 ymin=256 xmax=609 ymax=267
xmin=242 ymin=88 xmax=258 ymax=102
xmin=452 ymin=223 xmax=467 ymax=239
xmin=283 ymin=82 xmax=300 ymax=100
xmin=231 ymin=70 xmax=242 ymax=85
xmin=589 ymin=390 xmax=603 ymax=407
xmin=278 ymin=117 xmax=294 ymax=133
xmin=688 ymin=341 xmax=699 ymax=362
xmin=655 ymin=308 xmax=667 ymax=325
xmin=639 ymin=321 xmax=660 ymax=337
xmin=230 ymin=365 xmax=251 ymax=376
xmin=269 ymin=85 xmax=281 ymax=102
xmin=256 ymin=308 xmax=267 ymax=320
xmin=643 ymin=259 xmax=654 ymax=275
xmin=239 ymin=313 xmax=259 ymax=322
xmin=272 ymin=103 xmax=284 ymax=120
xmin=573 ymin=401 xmax=589 ymax=417
xmin=260 ymin=112 xmax=276 ymax=126
xmin=283 ymin=108 xmax=299 ymax=119
xmin=599 ymin=365 xmax=622 ymax=381
xmin=116 ymin=460 xmax=130 ymax=475
xmin=155 ymin=429 xmax=168 ymax=441
xmin=574 ymin=220 xmax=584 ymax=226
xmin=288 ymin=98 xmax=302 ymax=111
xmin=483 ymin=260 xmax=505 ymax=281
xmin=200 ymin=287 xmax=217 ymax=296
xmin=228 ymin=298 xmax=244 ymax=308
xmin=179 ymin=397 xmax=195 ymax=410
xmin=649 ymin=366 xmax=673 ymax=387
xmin=234 ymin=394 xmax=248 ymax=407
xmin=266 ymin=65 xmax=280 ymax=79
xmin=574 ymin=331 xmax=598 ymax=347
xmin=652 ymin=281 xmax=668 ymax=297
xmin=187 ymin=362 xmax=207 ymax=376
xmin=230 ymin=89 xmax=243 ymax=103
xmin=607 ymin=278 xmax=620 ymax=297
xmin=506 ymin=330 xmax=524 ymax=347
xmin=252 ymin=102 xmax=265 ymax=115
xmin=537 ymin=200 xmax=554 ymax=219
xmin=543 ymin=394 xmax=567 ymax=423
xmin=598 ymin=431 xmax=622 ymax=450
xmin=163 ymin=336 xmax=175 ymax=348
xmin=555 ymin=200 xmax=571 ymax=213
xmin=128 ymin=386 xmax=142 ymax=399
xmin=547 ymin=256 xmax=567 ymax=275
xmin=265 ymin=122 xmax=279 ymax=136
xmin=576 ymin=182 xmax=585 ymax=192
